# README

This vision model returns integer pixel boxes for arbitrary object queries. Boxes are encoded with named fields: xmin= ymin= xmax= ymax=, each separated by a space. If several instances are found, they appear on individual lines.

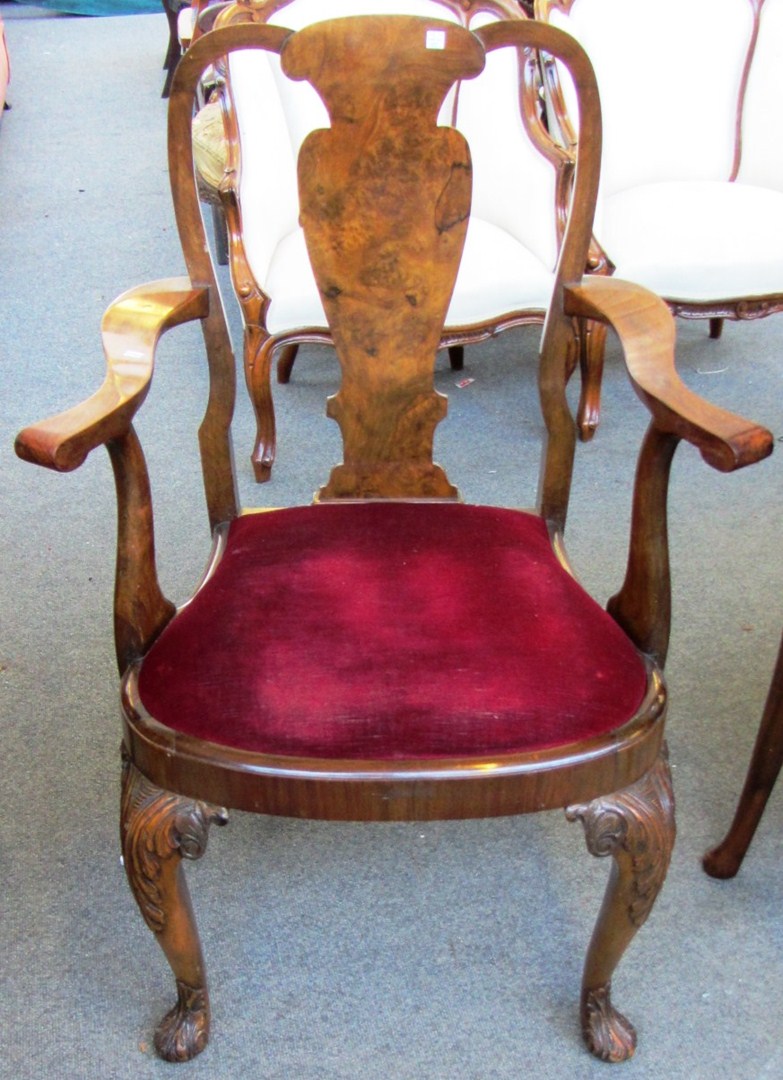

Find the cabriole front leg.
xmin=576 ymin=317 xmax=607 ymax=441
xmin=120 ymin=752 xmax=228 ymax=1061
xmin=245 ymin=329 xmax=277 ymax=483
xmin=567 ymin=749 xmax=675 ymax=1062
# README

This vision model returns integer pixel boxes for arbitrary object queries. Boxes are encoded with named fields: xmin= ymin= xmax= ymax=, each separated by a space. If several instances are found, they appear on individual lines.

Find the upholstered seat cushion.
xmin=602 ymin=180 xmax=783 ymax=302
xmin=137 ymin=503 xmax=647 ymax=760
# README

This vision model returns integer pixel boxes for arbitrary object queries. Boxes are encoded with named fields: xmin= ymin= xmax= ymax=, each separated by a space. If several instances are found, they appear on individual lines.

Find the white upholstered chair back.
xmin=736 ymin=0 xmax=783 ymax=191
xmin=544 ymin=0 xmax=754 ymax=196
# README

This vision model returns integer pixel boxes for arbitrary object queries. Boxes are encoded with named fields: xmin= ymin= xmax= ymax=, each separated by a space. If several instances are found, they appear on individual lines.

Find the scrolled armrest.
xmin=566 ymin=277 xmax=772 ymax=666
xmin=564 ymin=276 xmax=773 ymax=471
xmin=15 ymin=278 xmax=209 ymax=472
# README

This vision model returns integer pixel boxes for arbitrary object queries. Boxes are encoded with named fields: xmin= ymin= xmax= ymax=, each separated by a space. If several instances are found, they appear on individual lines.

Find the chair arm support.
xmin=15 ymin=278 xmax=209 ymax=472
xmin=564 ymin=277 xmax=774 ymax=471
xmin=564 ymin=277 xmax=772 ymax=666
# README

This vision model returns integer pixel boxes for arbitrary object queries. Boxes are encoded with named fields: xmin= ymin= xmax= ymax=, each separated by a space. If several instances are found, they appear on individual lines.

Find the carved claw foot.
xmin=154 ymin=979 xmax=211 ymax=1062
xmin=582 ymin=982 xmax=637 ymax=1063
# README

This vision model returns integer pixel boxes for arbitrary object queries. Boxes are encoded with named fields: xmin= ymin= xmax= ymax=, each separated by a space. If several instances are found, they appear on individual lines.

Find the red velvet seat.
xmin=139 ymin=503 xmax=647 ymax=759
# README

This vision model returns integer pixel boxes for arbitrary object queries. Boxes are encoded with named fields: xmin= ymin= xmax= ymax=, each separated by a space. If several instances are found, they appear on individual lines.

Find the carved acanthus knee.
xmin=566 ymin=748 xmax=675 ymax=1062
xmin=120 ymin=752 xmax=228 ymax=933
xmin=120 ymin=751 xmax=228 ymax=1061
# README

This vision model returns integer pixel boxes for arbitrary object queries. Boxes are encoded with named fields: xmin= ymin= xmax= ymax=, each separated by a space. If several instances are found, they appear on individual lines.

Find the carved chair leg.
xmin=245 ymin=331 xmax=277 ymax=483
xmin=703 ymin=631 xmax=783 ymax=879
xmin=276 ymin=343 xmax=300 ymax=384
xmin=211 ymin=204 xmax=228 ymax=267
xmin=576 ymin=317 xmax=607 ymax=442
xmin=120 ymin=753 xmax=228 ymax=1062
xmin=709 ymin=317 xmax=724 ymax=340
xmin=447 ymin=344 xmax=464 ymax=371
xmin=566 ymin=748 xmax=675 ymax=1063
xmin=160 ymin=0 xmax=181 ymax=99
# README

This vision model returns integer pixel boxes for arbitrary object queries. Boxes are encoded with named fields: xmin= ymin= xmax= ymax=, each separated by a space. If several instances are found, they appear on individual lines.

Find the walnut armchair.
xmin=16 ymin=14 xmax=772 ymax=1065
xmin=536 ymin=0 xmax=783 ymax=434
xmin=197 ymin=0 xmax=578 ymax=482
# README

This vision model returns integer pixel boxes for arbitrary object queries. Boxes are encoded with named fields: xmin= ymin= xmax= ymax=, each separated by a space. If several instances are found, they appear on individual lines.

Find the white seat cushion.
xmin=601 ymin=181 xmax=783 ymax=302
xmin=263 ymin=217 xmax=554 ymax=335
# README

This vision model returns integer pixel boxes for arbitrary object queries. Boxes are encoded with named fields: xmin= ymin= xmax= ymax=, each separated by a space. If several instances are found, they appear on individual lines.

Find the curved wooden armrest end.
xmin=564 ymin=278 xmax=774 ymax=472
xmin=15 ymin=279 xmax=209 ymax=473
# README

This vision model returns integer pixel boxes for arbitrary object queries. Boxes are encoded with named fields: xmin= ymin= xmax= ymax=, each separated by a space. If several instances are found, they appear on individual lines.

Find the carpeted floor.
xmin=1 ymin=7 xmax=782 ymax=1079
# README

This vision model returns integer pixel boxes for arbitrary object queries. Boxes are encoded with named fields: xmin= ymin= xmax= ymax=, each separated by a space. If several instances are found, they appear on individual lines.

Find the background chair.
xmin=0 ymin=11 xmax=9 ymax=112
xmin=15 ymin=12 xmax=772 ymax=1066
xmin=535 ymin=0 xmax=783 ymax=430
xmin=198 ymin=0 xmax=576 ymax=481
xmin=703 ymin=629 xmax=783 ymax=879
xmin=161 ymin=0 xmax=218 ymax=96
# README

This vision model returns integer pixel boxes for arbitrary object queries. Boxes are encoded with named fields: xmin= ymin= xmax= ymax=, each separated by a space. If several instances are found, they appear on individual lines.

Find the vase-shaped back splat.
xmin=281 ymin=16 xmax=485 ymax=499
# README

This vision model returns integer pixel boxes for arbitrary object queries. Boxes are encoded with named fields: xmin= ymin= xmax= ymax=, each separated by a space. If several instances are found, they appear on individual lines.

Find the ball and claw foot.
xmin=154 ymin=980 xmax=210 ymax=1062
xmin=582 ymin=983 xmax=637 ymax=1063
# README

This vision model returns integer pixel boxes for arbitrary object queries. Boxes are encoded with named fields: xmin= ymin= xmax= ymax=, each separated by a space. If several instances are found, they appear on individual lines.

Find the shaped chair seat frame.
xmin=16 ymin=14 xmax=772 ymax=1066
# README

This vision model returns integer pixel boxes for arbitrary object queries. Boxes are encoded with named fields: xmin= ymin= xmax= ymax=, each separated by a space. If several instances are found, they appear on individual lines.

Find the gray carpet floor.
xmin=2 ymin=6 xmax=783 ymax=1078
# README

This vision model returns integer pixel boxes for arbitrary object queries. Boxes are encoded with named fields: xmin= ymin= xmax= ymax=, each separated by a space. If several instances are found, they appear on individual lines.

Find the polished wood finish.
xmin=16 ymin=13 xmax=774 ymax=1063
xmin=286 ymin=16 xmax=482 ymax=501
xmin=703 ymin=629 xmax=783 ymax=878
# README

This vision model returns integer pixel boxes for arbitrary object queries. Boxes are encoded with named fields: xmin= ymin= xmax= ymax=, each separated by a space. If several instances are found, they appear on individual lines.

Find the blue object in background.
xmin=9 ymin=0 xmax=162 ymax=14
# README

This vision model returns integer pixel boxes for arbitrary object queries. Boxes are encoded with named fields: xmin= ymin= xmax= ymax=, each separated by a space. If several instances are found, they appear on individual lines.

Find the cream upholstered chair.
xmin=201 ymin=0 xmax=574 ymax=480
xmin=536 ymin=0 xmax=783 ymax=426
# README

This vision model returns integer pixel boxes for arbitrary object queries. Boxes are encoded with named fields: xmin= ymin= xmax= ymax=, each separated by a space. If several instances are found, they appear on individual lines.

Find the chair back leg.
xmin=703 ymin=630 xmax=783 ymax=878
